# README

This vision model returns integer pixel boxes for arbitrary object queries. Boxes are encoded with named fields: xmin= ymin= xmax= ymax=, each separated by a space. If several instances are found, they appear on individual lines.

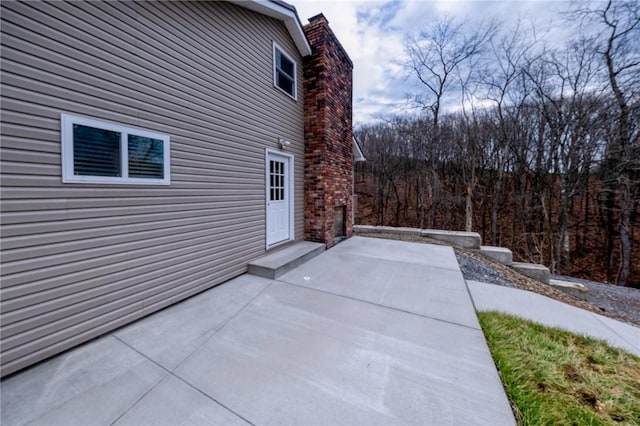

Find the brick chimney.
xmin=303 ymin=14 xmax=354 ymax=245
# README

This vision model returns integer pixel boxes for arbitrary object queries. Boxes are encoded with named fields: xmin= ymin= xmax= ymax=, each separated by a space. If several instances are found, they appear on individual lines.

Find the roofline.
xmin=353 ymin=136 xmax=366 ymax=162
xmin=228 ymin=0 xmax=312 ymax=57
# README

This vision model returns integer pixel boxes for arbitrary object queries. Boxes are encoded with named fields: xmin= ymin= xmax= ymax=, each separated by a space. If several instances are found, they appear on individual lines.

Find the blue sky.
xmin=291 ymin=0 xmax=575 ymax=125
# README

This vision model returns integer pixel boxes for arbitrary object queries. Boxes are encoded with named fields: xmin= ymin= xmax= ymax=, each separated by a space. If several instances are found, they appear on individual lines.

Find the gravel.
xmin=455 ymin=252 xmax=513 ymax=287
xmin=552 ymin=275 xmax=640 ymax=326
xmin=456 ymin=251 xmax=640 ymax=327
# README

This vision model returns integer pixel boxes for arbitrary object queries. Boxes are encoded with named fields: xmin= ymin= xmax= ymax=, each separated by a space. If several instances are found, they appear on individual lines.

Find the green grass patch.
xmin=478 ymin=311 xmax=640 ymax=426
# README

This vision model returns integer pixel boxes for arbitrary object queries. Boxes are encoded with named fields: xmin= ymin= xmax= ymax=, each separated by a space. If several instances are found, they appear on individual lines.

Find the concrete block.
xmin=352 ymin=225 xmax=422 ymax=236
xmin=548 ymin=279 xmax=589 ymax=301
xmin=421 ymin=229 xmax=482 ymax=249
xmin=478 ymin=246 xmax=513 ymax=265
xmin=512 ymin=262 xmax=551 ymax=283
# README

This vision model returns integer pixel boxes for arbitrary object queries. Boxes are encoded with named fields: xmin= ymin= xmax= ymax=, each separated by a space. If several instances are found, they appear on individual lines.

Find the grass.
xmin=478 ymin=311 xmax=640 ymax=426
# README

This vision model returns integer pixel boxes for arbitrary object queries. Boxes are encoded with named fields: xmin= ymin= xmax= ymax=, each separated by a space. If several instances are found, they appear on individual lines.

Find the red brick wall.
xmin=303 ymin=14 xmax=353 ymax=245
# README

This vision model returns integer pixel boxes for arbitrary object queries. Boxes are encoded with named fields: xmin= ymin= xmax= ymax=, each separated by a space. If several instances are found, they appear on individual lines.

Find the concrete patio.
xmin=1 ymin=236 xmax=516 ymax=426
xmin=3 ymin=236 xmax=639 ymax=425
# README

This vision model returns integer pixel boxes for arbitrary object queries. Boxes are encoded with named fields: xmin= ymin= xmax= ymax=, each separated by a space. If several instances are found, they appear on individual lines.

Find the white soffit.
xmin=353 ymin=136 xmax=366 ymax=162
xmin=229 ymin=0 xmax=312 ymax=57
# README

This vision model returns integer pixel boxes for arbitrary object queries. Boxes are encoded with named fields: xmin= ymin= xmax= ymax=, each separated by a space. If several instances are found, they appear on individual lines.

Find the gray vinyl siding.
xmin=0 ymin=0 xmax=305 ymax=377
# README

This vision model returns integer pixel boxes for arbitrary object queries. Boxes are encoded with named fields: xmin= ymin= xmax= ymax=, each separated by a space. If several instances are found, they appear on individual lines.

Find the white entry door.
xmin=266 ymin=151 xmax=292 ymax=246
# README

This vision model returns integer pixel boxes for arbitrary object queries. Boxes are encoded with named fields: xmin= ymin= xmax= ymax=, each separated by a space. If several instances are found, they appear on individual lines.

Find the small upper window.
xmin=61 ymin=114 xmax=170 ymax=185
xmin=273 ymin=43 xmax=296 ymax=99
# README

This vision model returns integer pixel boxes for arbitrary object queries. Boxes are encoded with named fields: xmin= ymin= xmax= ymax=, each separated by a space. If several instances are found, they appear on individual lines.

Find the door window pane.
xmin=269 ymin=160 xmax=286 ymax=201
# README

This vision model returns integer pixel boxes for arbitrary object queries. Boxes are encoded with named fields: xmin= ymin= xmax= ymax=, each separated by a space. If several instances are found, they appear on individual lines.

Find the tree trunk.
xmin=491 ymin=177 xmax=501 ymax=245
xmin=582 ymin=184 xmax=589 ymax=248
xmin=465 ymin=182 xmax=473 ymax=232
xmin=417 ymin=175 xmax=425 ymax=229
xmin=390 ymin=180 xmax=402 ymax=227
xmin=617 ymin=181 xmax=631 ymax=285
xmin=602 ymin=3 xmax=634 ymax=284
xmin=559 ymin=186 xmax=571 ymax=274
xmin=427 ymin=179 xmax=435 ymax=228
xmin=604 ymin=189 xmax=617 ymax=283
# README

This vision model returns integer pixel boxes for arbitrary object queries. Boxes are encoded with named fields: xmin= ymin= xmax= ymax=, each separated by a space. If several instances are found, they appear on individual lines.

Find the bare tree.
xmin=574 ymin=0 xmax=640 ymax=284
xmin=404 ymin=16 xmax=497 ymax=228
xmin=521 ymin=36 xmax=602 ymax=273
xmin=481 ymin=23 xmax=534 ymax=245
xmin=404 ymin=16 xmax=498 ymax=127
xmin=352 ymin=7 xmax=640 ymax=285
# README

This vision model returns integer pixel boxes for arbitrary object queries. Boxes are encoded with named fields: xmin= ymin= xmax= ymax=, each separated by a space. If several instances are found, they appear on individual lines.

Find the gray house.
xmin=0 ymin=0 xmax=354 ymax=377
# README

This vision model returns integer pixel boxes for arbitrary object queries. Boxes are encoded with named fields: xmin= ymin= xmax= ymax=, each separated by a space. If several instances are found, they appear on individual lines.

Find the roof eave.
xmin=353 ymin=136 xmax=366 ymax=162
xmin=228 ymin=0 xmax=312 ymax=57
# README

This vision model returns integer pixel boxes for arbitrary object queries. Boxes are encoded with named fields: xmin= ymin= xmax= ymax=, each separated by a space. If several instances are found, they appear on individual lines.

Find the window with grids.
xmin=61 ymin=114 xmax=170 ymax=185
xmin=269 ymin=160 xmax=285 ymax=201
xmin=273 ymin=43 xmax=296 ymax=99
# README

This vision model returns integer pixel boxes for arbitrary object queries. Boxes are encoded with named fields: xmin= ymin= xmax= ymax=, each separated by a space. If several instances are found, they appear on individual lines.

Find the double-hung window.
xmin=273 ymin=42 xmax=297 ymax=99
xmin=61 ymin=114 xmax=170 ymax=185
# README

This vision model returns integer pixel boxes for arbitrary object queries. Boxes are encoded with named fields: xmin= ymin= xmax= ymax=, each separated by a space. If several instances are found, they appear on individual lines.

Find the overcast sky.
xmin=291 ymin=0 xmax=575 ymax=125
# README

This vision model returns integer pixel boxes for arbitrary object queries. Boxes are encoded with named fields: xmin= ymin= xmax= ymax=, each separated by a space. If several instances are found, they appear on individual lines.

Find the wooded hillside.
xmin=354 ymin=1 xmax=639 ymax=286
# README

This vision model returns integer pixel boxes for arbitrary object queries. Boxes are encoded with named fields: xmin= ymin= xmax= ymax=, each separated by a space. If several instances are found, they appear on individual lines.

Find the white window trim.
xmin=61 ymin=114 xmax=171 ymax=185
xmin=272 ymin=41 xmax=297 ymax=100
xmin=265 ymin=148 xmax=295 ymax=249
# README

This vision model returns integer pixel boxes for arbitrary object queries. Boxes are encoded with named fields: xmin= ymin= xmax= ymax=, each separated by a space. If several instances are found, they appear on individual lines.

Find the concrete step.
xmin=549 ymin=279 xmax=589 ymax=300
xmin=248 ymin=241 xmax=325 ymax=279
xmin=512 ymin=262 xmax=551 ymax=284
xmin=421 ymin=229 xmax=482 ymax=249
xmin=477 ymin=246 xmax=513 ymax=265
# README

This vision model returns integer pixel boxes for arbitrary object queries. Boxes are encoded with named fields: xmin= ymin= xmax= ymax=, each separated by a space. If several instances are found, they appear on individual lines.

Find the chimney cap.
xmin=308 ymin=13 xmax=328 ymax=24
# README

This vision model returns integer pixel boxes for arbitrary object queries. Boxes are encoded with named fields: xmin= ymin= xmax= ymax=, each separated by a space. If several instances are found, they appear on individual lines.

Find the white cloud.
xmin=290 ymin=0 xmax=574 ymax=124
xmin=293 ymin=0 xmax=409 ymax=123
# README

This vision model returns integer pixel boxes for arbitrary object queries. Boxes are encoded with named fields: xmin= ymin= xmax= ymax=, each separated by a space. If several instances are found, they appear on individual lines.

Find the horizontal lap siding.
xmin=0 ymin=0 xmax=305 ymax=376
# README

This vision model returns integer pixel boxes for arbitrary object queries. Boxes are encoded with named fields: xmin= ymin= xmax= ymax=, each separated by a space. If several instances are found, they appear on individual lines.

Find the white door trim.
xmin=266 ymin=148 xmax=294 ymax=248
